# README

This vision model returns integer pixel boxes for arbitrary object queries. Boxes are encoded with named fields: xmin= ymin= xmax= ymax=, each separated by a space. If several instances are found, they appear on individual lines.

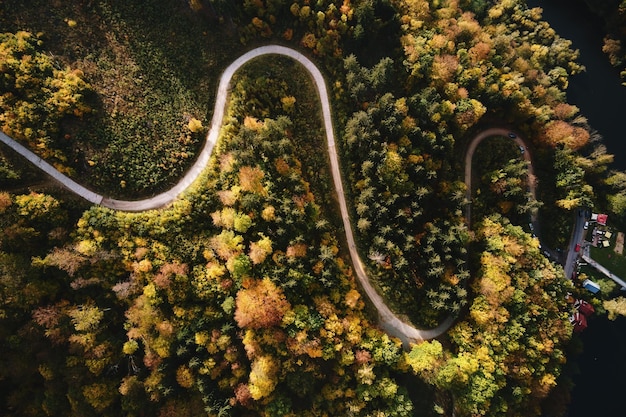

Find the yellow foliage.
xmin=604 ymin=297 xmax=626 ymax=320
xmin=189 ymin=0 xmax=203 ymax=11
xmin=356 ymin=364 xmax=375 ymax=385
xmin=243 ymin=116 xmax=263 ymax=131
xmin=76 ymin=239 xmax=97 ymax=256
xmin=211 ymin=207 xmax=236 ymax=229
xmin=556 ymin=197 xmax=581 ymax=210
xmin=248 ymin=355 xmax=279 ymax=400
xmin=281 ymin=95 xmax=296 ymax=112
xmin=210 ymin=230 xmax=244 ymax=260
xmin=344 ymin=289 xmax=361 ymax=309
xmin=261 ymin=205 xmax=276 ymax=221
xmin=83 ymin=382 xmax=115 ymax=412
xmin=176 ymin=365 xmax=195 ymax=388
xmin=70 ymin=305 xmax=103 ymax=332
xmin=123 ymin=339 xmax=139 ymax=355
xmin=187 ymin=117 xmax=203 ymax=133
xmin=135 ymin=258 xmax=153 ymax=273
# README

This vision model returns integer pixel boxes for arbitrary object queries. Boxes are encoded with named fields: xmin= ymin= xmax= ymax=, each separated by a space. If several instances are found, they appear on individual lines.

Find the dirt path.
xmin=615 ymin=232 xmax=624 ymax=255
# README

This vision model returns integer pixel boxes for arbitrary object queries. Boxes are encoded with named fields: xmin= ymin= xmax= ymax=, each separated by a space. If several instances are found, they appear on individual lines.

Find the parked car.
xmin=508 ymin=132 xmax=517 ymax=138
xmin=519 ymin=146 xmax=525 ymax=153
xmin=575 ymin=243 xmax=581 ymax=252
xmin=584 ymin=221 xmax=589 ymax=230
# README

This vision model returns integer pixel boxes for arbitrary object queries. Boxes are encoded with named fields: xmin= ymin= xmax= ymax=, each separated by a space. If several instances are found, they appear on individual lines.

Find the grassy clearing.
xmin=589 ymin=229 xmax=626 ymax=278
xmin=1 ymin=0 xmax=243 ymax=198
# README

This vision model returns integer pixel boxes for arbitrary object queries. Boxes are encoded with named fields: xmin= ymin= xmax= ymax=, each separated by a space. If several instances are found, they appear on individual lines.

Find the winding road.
xmin=1 ymin=44 xmax=457 ymax=348
xmin=2 ymin=43 xmax=576 ymax=348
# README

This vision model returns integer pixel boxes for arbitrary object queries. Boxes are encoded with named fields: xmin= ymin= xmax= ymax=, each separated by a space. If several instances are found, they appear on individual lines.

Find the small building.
xmin=591 ymin=213 xmax=608 ymax=226
xmin=574 ymin=299 xmax=595 ymax=317
xmin=570 ymin=311 xmax=588 ymax=332
xmin=582 ymin=279 xmax=601 ymax=294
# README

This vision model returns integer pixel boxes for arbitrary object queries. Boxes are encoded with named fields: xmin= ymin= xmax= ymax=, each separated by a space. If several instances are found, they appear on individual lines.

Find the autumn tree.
xmin=407 ymin=215 xmax=573 ymax=417
xmin=234 ymin=277 xmax=291 ymax=329
xmin=0 ymin=31 xmax=92 ymax=168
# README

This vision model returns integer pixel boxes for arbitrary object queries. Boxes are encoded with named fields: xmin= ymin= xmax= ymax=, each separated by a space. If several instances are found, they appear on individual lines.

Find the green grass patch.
xmin=1 ymin=0 xmax=244 ymax=198
xmin=589 ymin=229 xmax=626 ymax=278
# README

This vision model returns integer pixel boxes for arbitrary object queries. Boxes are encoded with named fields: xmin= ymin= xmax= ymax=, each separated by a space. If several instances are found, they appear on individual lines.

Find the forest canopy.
xmin=1 ymin=1 xmax=624 ymax=416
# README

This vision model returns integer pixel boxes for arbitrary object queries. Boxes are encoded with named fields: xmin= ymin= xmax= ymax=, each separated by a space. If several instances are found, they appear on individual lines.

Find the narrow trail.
xmin=4 ymin=44 xmax=524 ymax=347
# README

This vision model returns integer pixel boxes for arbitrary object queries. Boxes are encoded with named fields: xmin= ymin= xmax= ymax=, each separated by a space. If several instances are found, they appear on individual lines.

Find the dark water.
xmin=526 ymin=0 xmax=626 ymax=171
xmin=525 ymin=2 xmax=626 ymax=416
xmin=565 ymin=316 xmax=626 ymax=417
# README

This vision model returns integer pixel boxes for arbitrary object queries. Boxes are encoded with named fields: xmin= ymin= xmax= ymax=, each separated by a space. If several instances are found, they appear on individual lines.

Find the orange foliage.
xmin=274 ymin=157 xmax=290 ymax=175
xmin=301 ymin=32 xmax=317 ymax=49
xmin=235 ymin=383 xmax=252 ymax=406
xmin=238 ymin=165 xmax=267 ymax=195
xmin=0 ymin=192 xmax=11 ymax=212
xmin=432 ymin=54 xmax=459 ymax=84
xmin=153 ymin=262 xmax=187 ymax=289
xmin=234 ymin=278 xmax=291 ymax=329
xmin=217 ymin=189 xmax=238 ymax=206
xmin=553 ymin=103 xmax=578 ymax=120
xmin=541 ymin=120 xmax=590 ymax=150
xmin=219 ymin=152 xmax=236 ymax=172
xmin=283 ymin=28 xmax=293 ymax=41
xmin=286 ymin=242 xmax=307 ymax=258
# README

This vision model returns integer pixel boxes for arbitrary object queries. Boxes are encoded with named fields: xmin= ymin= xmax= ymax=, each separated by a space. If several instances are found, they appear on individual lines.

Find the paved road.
xmin=564 ymin=210 xmax=587 ymax=280
xmin=0 ymin=131 xmax=104 ymax=205
xmin=4 ymin=46 xmax=589 ymax=347
xmin=581 ymin=250 xmax=626 ymax=288
xmin=1 ymin=44 xmax=455 ymax=347
xmin=464 ymin=127 xmax=537 ymax=227
xmin=465 ymin=129 xmax=585 ymax=280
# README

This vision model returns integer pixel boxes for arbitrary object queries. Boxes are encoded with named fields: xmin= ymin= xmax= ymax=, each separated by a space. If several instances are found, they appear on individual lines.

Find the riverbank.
xmin=568 ymin=316 xmax=626 ymax=417
xmin=526 ymin=2 xmax=626 ymax=416
xmin=527 ymin=0 xmax=626 ymax=171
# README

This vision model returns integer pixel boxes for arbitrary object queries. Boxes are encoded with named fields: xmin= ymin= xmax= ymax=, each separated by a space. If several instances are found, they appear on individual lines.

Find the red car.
xmin=575 ymin=243 xmax=581 ymax=252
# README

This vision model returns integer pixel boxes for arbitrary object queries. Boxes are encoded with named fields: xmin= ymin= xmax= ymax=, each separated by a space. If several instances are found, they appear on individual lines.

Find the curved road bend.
xmin=466 ymin=129 xmax=592 ymax=286
xmin=464 ymin=128 xmax=537 ymax=228
xmin=0 ymin=44 xmax=457 ymax=347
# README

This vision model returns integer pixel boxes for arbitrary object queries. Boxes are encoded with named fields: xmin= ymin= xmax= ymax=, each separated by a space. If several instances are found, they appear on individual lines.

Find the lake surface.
xmin=525 ymin=1 xmax=626 ymax=416
xmin=526 ymin=0 xmax=626 ymax=171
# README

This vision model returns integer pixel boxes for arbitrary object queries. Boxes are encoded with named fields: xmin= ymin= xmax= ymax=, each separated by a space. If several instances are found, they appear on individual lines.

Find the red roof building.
xmin=575 ymin=299 xmax=595 ymax=317
xmin=570 ymin=311 xmax=588 ymax=332
xmin=592 ymin=213 xmax=608 ymax=226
